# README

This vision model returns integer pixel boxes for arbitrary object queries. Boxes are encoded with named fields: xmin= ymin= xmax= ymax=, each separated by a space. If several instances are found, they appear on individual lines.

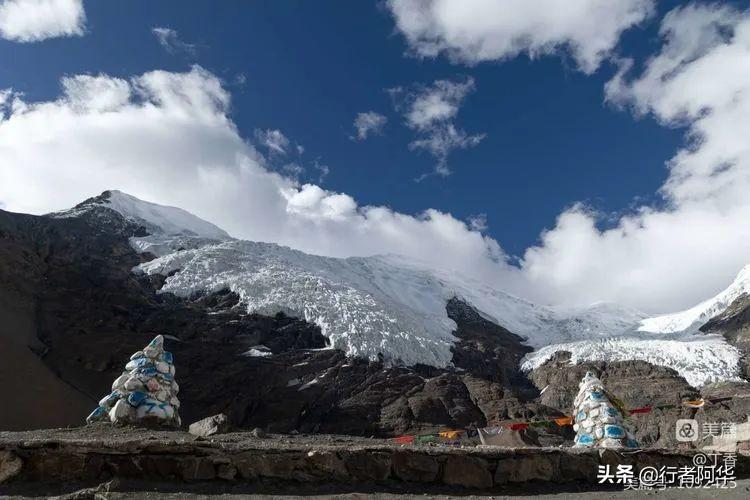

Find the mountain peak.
xmin=55 ymin=190 xmax=230 ymax=240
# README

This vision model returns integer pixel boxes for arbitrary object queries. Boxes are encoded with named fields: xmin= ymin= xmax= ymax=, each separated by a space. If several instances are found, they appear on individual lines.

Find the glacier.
xmin=56 ymin=190 xmax=745 ymax=386
xmin=521 ymin=336 xmax=742 ymax=388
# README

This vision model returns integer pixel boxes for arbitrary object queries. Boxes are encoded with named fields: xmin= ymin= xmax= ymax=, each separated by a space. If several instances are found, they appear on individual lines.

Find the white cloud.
xmin=393 ymin=77 xmax=485 ymax=178
xmin=352 ymin=111 xmax=387 ymax=140
xmin=0 ymin=0 xmax=85 ymax=42
xmin=408 ymin=123 xmax=484 ymax=177
xmin=383 ymin=1 xmax=750 ymax=313
xmin=401 ymin=77 xmax=474 ymax=129
xmin=386 ymin=0 xmax=654 ymax=73
xmin=0 ymin=65 xmax=515 ymax=289
xmin=5 ymin=3 xmax=750 ymax=317
xmin=152 ymin=27 xmax=197 ymax=55
xmin=518 ymin=4 xmax=750 ymax=313
xmin=282 ymin=162 xmax=304 ymax=180
xmin=467 ymin=213 xmax=488 ymax=232
xmin=313 ymin=160 xmax=330 ymax=184
xmin=61 ymin=74 xmax=131 ymax=112
xmin=254 ymin=128 xmax=290 ymax=155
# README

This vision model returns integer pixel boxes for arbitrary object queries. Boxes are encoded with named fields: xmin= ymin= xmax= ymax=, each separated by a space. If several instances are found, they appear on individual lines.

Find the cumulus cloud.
xmin=0 ymin=65 xmax=515 ymax=288
xmin=386 ymin=0 xmax=654 ymax=73
xmin=392 ymin=77 xmax=485 ymax=178
xmin=352 ymin=111 xmax=387 ymax=140
xmin=518 ymin=4 xmax=750 ymax=312
xmin=152 ymin=27 xmax=197 ymax=55
xmin=0 ymin=0 xmax=85 ymax=42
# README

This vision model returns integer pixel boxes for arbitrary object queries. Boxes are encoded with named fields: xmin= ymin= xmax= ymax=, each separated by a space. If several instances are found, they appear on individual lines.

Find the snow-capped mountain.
xmin=521 ymin=272 xmax=750 ymax=387
xmin=55 ymin=191 xmax=746 ymax=387
xmin=522 ymin=273 xmax=750 ymax=387
xmin=638 ymin=265 xmax=750 ymax=335
xmin=521 ymin=336 xmax=740 ymax=388
xmin=53 ymin=190 xmax=229 ymax=240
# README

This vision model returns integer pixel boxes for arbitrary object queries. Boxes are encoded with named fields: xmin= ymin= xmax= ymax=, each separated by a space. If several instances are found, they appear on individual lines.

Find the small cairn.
xmin=86 ymin=335 xmax=180 ymax=427
xmin=572 ymin=371 xmax=637 ymax=448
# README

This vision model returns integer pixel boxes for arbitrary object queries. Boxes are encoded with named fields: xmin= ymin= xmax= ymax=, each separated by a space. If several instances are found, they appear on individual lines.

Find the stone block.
xmin=392 ymin=451 xmax=439 ymax=482
xmin=188 ymin=413 xmax=230 ymax=437
xmin=442 ymin=454 xmax=492 ymax=489
xmin=0 ymin=451 xmax=22 ymax=483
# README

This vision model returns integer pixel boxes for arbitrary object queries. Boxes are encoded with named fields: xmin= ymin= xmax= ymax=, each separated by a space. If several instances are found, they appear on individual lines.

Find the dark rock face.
xmin=701 ymin=294 xmax=750 ymax=380
xmin=531 ymin=352 xmax=699 ymax=412
xmin=530 ymin=352 xmax=700 ymax=448
xmin=529 ymin=351 xmax=750 ymax=448
xmin=447 ymin=299 xmax=533 ymax=390
xmin=0 ymin=209 xmax=117 ymax=430
xmin=694 ymin=294 xmax=750 ymax=439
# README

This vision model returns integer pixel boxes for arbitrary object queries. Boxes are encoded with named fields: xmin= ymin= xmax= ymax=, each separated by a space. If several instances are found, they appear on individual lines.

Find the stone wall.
xmin=1 ymin=429 xmax=748 ymax=493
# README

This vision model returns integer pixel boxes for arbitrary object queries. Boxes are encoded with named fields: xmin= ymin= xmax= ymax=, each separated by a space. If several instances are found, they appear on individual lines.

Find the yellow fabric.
xmin=683 ymin=399 xmax=705 ymax=408
xmin=554 ymin=416 xmax=573 ymax=426
xmin=439 ymin=430 xmax=463 ymax=439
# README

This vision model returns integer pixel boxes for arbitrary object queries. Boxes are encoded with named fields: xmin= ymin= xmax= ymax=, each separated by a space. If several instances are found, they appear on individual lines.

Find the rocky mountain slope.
xmin=55 ymin=191 xmax=742 ymax=386
xmin=0 ymin=193 xmax=548 ymax=435
xmin=0 ymin=190 xmax=748 ymax=447
xmin=701 ymin=293 xmax=750 ymax=380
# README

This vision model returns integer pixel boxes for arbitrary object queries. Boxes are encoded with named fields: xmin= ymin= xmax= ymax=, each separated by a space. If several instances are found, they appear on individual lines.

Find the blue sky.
xmin=0 ymin=0 xmax=684 ymax=255
xmin=2 ymin=0 xmax=750 ymax=313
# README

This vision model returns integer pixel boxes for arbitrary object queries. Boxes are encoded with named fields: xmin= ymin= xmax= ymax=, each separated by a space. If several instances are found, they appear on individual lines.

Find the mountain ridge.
xmin=1 ymin=192 xmax=748 ymax=447
xmin=52 ymin=189 xmax=747 ymax=387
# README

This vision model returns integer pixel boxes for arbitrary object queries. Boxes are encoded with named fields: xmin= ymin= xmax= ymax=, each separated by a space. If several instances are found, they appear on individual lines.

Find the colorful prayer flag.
xmin=530 ymin=420 xmax=552 ymax=428
xmin=439 ymin=430 xmax=464 ymax=440
xmin=393 ymin=435 xmax=414 ymax=444
xmin=416 ymin=434 xmax=439 ymax=443
xmin=683 ymin=399 xmax=705 ymax=408
xmin=554 ymin=416 xmax=573 ymax=426
xmin=508 ymin=423 xmax=529 ymax=431
xmin=477 ymin=427 xmax=504 ymax=445
xmin=628 ymin=406 xmax=652 ymax=415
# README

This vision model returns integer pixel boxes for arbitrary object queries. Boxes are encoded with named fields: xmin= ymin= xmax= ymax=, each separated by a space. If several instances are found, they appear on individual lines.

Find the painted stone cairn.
xmin=572 ymin=371 xmax=637 ymax=448
xmin=86 ymin=335 xmax=180 ymax=427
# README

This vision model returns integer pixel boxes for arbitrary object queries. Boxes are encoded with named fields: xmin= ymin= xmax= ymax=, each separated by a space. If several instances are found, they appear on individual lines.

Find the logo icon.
xmin=676 ymin=419 xmax=699 ymax=442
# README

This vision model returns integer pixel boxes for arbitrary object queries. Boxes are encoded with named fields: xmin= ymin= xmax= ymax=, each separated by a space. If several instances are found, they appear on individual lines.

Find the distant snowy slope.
xmin=639 ymin=265 xmax=750 ymax=334
xmin=524 ymin=266 xmax=750 ymax=387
